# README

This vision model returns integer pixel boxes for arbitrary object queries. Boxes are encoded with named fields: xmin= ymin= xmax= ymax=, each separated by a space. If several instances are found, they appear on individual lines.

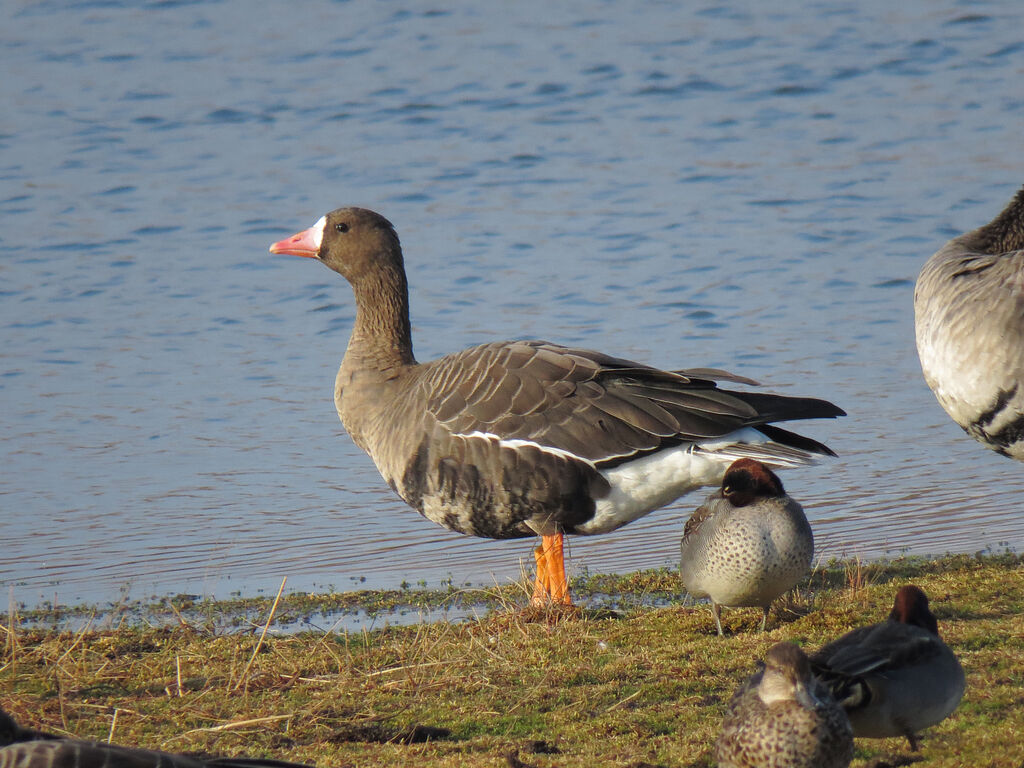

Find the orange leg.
xmin=531 ymin=533 xmax=572 ymax=606
xmin=531 ymin=542 xmax=551 ymax=605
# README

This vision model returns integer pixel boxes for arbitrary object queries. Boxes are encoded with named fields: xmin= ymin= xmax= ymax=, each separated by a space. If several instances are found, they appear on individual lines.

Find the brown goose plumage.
xmin=270 ymin=207 xmax=845 ymax=604
xmin=0 ymin=709 xmax=313 ymax=768
xmin=915 ymin=184 xmax=1024 ymax=459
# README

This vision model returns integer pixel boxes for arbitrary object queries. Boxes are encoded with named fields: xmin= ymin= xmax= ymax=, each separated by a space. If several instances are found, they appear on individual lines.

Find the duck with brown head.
xmin=679 ymin=458 xmax=814 ymax=635
xmin=810 ymin=585 xmax=966 ymax=751
xmin=271 ymin=207 xmax=845 ymax=605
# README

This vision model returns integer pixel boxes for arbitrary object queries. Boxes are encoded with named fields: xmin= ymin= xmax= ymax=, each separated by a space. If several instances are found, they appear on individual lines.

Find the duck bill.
xmin=795 ymin=683 xmax=821 ymax=711
xmin=269 ymin=226 xmax=321 ymax=258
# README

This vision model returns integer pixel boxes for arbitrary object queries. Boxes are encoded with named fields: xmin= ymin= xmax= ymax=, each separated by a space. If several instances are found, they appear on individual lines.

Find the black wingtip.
xmin=800 ymin=397 xmax=847 ymax=419
xmin=728 ymin=391 xmax=847 ymax=422
xmin=755 ymin=424 xmax=838 ymax=457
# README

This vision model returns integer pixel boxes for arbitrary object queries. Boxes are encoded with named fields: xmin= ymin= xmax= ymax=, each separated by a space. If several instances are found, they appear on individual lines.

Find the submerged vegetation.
xmin=2 ymin=553 xmax=1022 ymax=767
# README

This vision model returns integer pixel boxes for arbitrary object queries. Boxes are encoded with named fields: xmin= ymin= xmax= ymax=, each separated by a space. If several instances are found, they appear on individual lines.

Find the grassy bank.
xmin=2 ymin=553 xmax=1022 ymax=767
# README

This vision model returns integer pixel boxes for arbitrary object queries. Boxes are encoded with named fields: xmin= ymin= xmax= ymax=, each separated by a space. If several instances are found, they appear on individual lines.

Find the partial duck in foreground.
xmin=0 ymin=709 xmax=313 ymax=768
xmin=716 ymin=642 xmax=853 ymax=768
xmin=810 ymin=585 xmax=966 ymax=751
xmin=679 ymin=458 xmax=813 ymax=635
xmin=270 ymin=208 xmax=845 ymax=605
xmin=915 ymin=184 xmax=1024 ymax=459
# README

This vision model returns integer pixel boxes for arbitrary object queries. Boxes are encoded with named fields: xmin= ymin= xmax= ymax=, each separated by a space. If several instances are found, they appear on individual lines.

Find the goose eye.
xmin=335 ymin=222 xmax=350 ymax=233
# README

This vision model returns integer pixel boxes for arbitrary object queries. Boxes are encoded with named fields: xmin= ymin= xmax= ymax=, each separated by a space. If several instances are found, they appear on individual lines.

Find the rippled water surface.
xmin=3 ymin=0 xmax=1023 ymax=609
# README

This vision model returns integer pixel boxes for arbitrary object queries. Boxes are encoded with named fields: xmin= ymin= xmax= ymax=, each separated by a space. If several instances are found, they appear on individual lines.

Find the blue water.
xmin=2 ymin=0 xmax=1023 ymax=610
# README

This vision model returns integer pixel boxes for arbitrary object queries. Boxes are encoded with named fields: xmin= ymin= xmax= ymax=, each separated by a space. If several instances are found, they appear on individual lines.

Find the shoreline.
xmin=11 ymin=550 xmax=1016 ymax=633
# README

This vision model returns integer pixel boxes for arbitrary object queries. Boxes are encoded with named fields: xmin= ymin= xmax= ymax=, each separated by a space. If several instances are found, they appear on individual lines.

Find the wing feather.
xmin=420 ymin=340 xmax=843 ymax=465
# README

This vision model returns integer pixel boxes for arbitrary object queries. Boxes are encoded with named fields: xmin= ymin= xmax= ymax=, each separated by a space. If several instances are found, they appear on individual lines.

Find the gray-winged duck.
xmin=810 ymin=585 xmax=966 ymax=751
xmin=679 ymin=458 xmax=813 ymax=635
xmin=0 ymin=708 xmax=313 ymax=768
xmin=915 ymin=184 xmax=1024 ymax=459
xmin=716 ymin=642 xmax=853 ymax=768
xmin=270 ymin=208 xmax=845 ymax=605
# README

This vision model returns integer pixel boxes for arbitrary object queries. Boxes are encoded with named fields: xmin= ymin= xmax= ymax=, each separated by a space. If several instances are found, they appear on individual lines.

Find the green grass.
xmin=2 ymin=553 xmax=1022 ymax=767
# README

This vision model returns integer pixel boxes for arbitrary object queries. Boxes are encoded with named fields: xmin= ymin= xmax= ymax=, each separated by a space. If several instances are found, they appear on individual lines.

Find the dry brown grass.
xmin=1 ymin=554 xmax=1022 ymax=767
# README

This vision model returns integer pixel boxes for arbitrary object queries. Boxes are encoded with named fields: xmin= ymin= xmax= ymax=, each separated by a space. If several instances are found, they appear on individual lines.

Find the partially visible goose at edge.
xmin=679 ymin=458 xmax=813 ymax=635
xmin=270 ymin=208 xmax=845 ymax=606
xmin=716 ymin=642 xmax=853 ymax=768
xmin=915 ymin=184 xmax=1024 ymax=459
xmin=810 ymin=585 xmax=966 ymax=751
xmin=0 ymin=708 xmax=314 ymax=768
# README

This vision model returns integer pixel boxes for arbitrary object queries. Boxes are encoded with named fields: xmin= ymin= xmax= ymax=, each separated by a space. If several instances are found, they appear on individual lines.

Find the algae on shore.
xmin=2 ymin=554 xmax=1022 ymax=767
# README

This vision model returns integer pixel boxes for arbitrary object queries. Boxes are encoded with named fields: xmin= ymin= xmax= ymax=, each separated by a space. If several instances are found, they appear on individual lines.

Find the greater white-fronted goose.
xmin=269 ymin=208 xmax=845 ymax=605
xmin=716 ymin=642 xmax=853 ymax=768
xmin=915 ymin=184 xmax=1024 ymax=459
xmin=679 ymin=458 xmax=813 ymax=635
xmin=0 ymin=709 xmax=314 ymax=768
xmin=810 ymin=585 xmax=966 ymax=751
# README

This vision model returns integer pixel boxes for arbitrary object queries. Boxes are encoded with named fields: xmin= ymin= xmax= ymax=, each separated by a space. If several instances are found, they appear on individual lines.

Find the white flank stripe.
xmin=458 ymin=431 xmax=595 ymax=465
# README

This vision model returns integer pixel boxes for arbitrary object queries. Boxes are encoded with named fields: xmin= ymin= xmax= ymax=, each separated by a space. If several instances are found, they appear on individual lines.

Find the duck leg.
xmin=760 ymin=605 xmax=770 ymax=632
xmin=897 ymin=719 xmax=921 ymax=752
xmin=712 ymin=601 xmax=725 ymax=636
xmin=531 ymin=533 xmax=571 ymax=606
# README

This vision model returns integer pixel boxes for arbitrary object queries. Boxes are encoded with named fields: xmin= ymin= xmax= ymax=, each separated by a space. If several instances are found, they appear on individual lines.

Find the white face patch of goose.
xmin=310 ymin=215 xmax=327 ymax=250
